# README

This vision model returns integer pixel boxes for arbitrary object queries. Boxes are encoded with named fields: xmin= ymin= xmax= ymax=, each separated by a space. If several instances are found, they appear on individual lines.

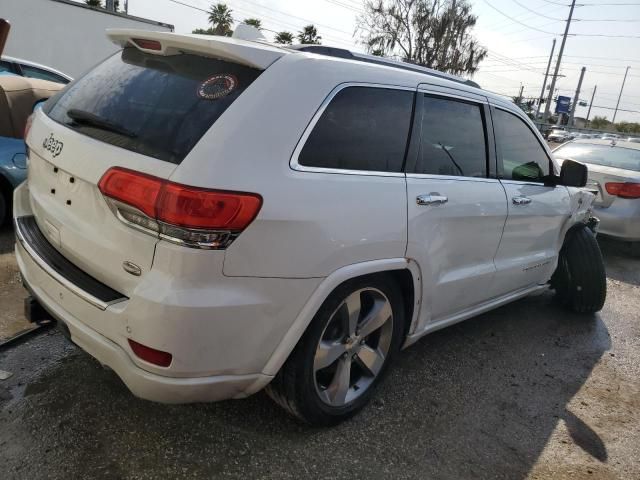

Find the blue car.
xmin=0 ymin=135 xmax=27 ymax=224
xmin=0 ymin=75 xmax=63 ymax=224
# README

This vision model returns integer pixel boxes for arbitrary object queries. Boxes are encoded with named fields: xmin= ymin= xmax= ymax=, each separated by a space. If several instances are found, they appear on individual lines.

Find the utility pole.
xmin=612 ymin=66 xmax=630 ymax=124
xmin=543 ymin=0 xmax=577 ymax=123
xmin=535 ymin=38 xmax=556 ymax=120
xmin=586 ymin=85 xmax=597 ymax=123
xmin=568 ymin=66 xmax=586 ymax=127
xmin=517 ymin=84 xmax=524 ymax=104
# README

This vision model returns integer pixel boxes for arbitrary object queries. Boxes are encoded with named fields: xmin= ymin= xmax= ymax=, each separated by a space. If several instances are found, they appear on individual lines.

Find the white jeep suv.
xmin=14 ymin=30 xmax=606 ymax=425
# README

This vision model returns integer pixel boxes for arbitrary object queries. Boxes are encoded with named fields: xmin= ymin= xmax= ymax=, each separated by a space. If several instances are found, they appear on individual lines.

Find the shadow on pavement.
xmin=0 ymin=291 xmax=610 ymax=479
xmin=598 ymin=237 xmax=640 ymax=287
xmin=0 ymin=223 xmax=14 ymax=255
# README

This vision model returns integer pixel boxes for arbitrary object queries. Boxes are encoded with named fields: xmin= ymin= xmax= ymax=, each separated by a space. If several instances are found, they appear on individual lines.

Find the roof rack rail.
xmin=290 ymin=45 xmax=480 ymax=89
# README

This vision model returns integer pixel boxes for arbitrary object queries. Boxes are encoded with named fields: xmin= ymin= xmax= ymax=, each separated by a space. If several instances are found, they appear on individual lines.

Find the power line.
xmin=166 ymin=0 xmax=357 ymax=47
xmin=482 ymin=0 xmax=563 ymax=34
xmin=511 ymin=0 xmax=567 ymax=21
xmin=575 ymin=18 xmax=640 ymax=22
xmin=225 ymin=0 xmax=355 ymax=37
xmin=572 ymin=33 xmax=640 ymax=38
xmin=544 ymin=0 xmax=577 ymax=122
xmin=536 ymin=0 xmax=571 ymax=6
xmin=324 ymin=0 xmax=363 ymax=14
xmin=483 ymin=2 xmax=568 ymax=32
xmin=580 ymin=2 xmax=640 ymax=5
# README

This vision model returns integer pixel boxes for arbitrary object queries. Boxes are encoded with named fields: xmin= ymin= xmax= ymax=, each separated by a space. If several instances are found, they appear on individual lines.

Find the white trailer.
xmin=1 ymin=0 xmax=173 ymax=79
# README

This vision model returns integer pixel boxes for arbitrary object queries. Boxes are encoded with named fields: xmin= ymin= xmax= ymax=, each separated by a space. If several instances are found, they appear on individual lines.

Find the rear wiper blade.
xmin=66 ymin=109 xmax=137 ymax=138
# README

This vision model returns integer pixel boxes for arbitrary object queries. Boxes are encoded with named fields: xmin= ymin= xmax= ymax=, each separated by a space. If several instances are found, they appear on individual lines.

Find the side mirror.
xmin=560 ymin=159 xmax=588 ymax=187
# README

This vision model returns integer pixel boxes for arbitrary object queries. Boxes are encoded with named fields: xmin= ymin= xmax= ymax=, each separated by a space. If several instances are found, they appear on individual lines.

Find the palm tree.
xmin=208 ymin=3 xmax=234 ymax=37
xmin=297 ymin=25 xmax=321 ymax=45
xmin=243 ymin=18 xmax=262 ymax=30
xmin=85 ymin=0 xmax=102 ymax=6
xmin=274 ymin=31 xmax=294 ymax=45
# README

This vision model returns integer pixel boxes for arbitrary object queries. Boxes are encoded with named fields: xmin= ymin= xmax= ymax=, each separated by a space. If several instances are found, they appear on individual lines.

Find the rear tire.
xmin=552 ymin=227 xmax=606 ymax=313
xmin=266 ymin=275 xmax=405 ymax=426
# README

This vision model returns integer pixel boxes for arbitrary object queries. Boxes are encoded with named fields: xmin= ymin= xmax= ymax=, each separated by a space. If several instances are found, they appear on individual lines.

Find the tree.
xmin=590 ymin=115 xmax=610 ymax=130
xmin=297 ymin=25 xmax=322 ymax=45
xmin=208 ymin=3 xmax=234 ymax=37
xmin=274 ymin=31 xmax=295 ymax=45
xmin=357 ymin=0 xmax=487 ymax=75
xmin=192 ymin=27 xmax=216 ymax=35
xmin=615 ymin=121 xmax=640 ymax=134
xmin=85 ymin=0 xmax=102 ymax=6
xmin=243 ymin=18 xmax=262 ymax=30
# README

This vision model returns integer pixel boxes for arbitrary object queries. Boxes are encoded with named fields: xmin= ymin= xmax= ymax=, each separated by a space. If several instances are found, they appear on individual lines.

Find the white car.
xmin=547 ymin=129 xmax=572 ymax=143
xmin=14 ymin=30 xmax=606 ymax=425
xmin=554 ymin=139 xmax=640 ymax=246
xmin=0 ymin=55 xmax=72 ymax=84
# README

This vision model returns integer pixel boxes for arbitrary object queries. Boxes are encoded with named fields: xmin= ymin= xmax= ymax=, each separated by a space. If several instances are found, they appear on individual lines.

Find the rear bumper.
xmin=13 ymin=181 xmax=321 ymax=403
xmin=594 ymin=201 xmax=640 ymax=241
xmin=16 ymin=240 xmax=271 ymax=403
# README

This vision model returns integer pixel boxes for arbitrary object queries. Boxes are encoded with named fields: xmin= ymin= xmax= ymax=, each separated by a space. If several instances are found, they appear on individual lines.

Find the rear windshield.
xmin=554 ymin=143 xmax=640 ymax=172
xmin=44 ymin=47 xmax=262 ymax=164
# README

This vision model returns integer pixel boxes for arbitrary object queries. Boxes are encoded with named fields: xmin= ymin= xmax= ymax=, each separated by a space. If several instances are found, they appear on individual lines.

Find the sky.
xmin=120 ymin=0 xmax=640 ymax=123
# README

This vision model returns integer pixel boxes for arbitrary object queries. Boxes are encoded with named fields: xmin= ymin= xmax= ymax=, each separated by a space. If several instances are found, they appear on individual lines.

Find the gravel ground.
xmin=0 ymin=225 xmax=639 ymax=480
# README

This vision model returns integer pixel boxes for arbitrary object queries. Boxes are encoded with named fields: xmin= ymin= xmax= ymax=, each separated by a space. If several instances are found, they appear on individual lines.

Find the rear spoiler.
xmin=107 ymin=29 xmax=286 ymax=70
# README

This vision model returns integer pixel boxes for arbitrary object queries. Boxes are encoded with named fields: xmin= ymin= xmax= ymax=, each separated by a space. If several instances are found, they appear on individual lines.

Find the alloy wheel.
xmin=313 ymin=288 xmax=394 ymax=407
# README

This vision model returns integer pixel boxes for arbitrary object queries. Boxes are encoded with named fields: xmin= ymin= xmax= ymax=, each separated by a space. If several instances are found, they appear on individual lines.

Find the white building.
xmin=2 ymin=0 xmax=173 ymax=78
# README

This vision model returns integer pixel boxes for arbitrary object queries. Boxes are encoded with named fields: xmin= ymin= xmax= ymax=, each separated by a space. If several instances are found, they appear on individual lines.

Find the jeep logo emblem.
xmin=42 ymin=133 xmax=63 ymax=158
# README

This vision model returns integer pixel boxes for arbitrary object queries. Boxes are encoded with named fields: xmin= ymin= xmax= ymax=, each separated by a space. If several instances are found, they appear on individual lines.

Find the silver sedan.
xmin=554 ymin=139 xmax=640 ymax=244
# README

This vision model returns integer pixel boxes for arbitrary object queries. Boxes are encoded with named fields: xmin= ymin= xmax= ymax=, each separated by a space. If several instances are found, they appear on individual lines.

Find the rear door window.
xmin=44 ymin=47 xmax=262 ymax=164
xmin=298 ymin=86 xmax=414 ymax=173
xmin=411 ymin=94 xmax=488 ymax=178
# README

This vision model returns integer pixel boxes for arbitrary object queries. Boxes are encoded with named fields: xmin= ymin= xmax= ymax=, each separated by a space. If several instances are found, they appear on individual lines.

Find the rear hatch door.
xmin=26 ymin=41 xmax=265 ymax=298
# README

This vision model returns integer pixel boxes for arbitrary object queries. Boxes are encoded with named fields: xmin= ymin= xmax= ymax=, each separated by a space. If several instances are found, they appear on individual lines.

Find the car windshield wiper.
xmin=66 ymin=109 xmax=137 ymax=138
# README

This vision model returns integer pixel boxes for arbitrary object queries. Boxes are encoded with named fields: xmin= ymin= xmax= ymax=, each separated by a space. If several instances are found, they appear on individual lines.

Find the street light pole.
xmin=586 ymin=85 xmax=597 ymax=124
xmin=568 ymin=66 xmax=586 ymax=127
xmin=612 ymin=66 xmax=630 ymax=124
xmin=543 ymin=0 xmax=577 ymax=123
xmin=536 ymin=38 xmax=556 ymax=120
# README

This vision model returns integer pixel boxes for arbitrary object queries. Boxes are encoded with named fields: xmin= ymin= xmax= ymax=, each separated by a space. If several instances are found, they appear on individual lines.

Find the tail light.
xmin=130 ymin=38 xmax=162 ymax=51
xmin=98 ymin=167 xmax=262 ymax=249
xmin=605 ymin=182 xmax=640 ymax=199
xmin=128 ymin=339 xmax=172 ymax=367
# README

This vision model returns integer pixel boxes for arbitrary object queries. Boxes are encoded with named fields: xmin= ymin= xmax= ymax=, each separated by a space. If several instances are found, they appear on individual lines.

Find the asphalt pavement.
xmin=0 ymin=225 xmax=639 ymax=479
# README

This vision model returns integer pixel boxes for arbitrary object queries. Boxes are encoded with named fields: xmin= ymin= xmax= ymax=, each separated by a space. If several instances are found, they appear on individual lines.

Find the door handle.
xmin=416 ymin=193 xmax=448 ymax=206
xmin=512 ymin=196 xmax=532 ymax=205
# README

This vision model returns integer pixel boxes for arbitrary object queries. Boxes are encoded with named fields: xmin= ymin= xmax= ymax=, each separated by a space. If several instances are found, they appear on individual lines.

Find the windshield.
xmin=43 ymin=47 xmax=262 ymax=164
xmin=555 ymin=143 xmax=640 ymax=172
